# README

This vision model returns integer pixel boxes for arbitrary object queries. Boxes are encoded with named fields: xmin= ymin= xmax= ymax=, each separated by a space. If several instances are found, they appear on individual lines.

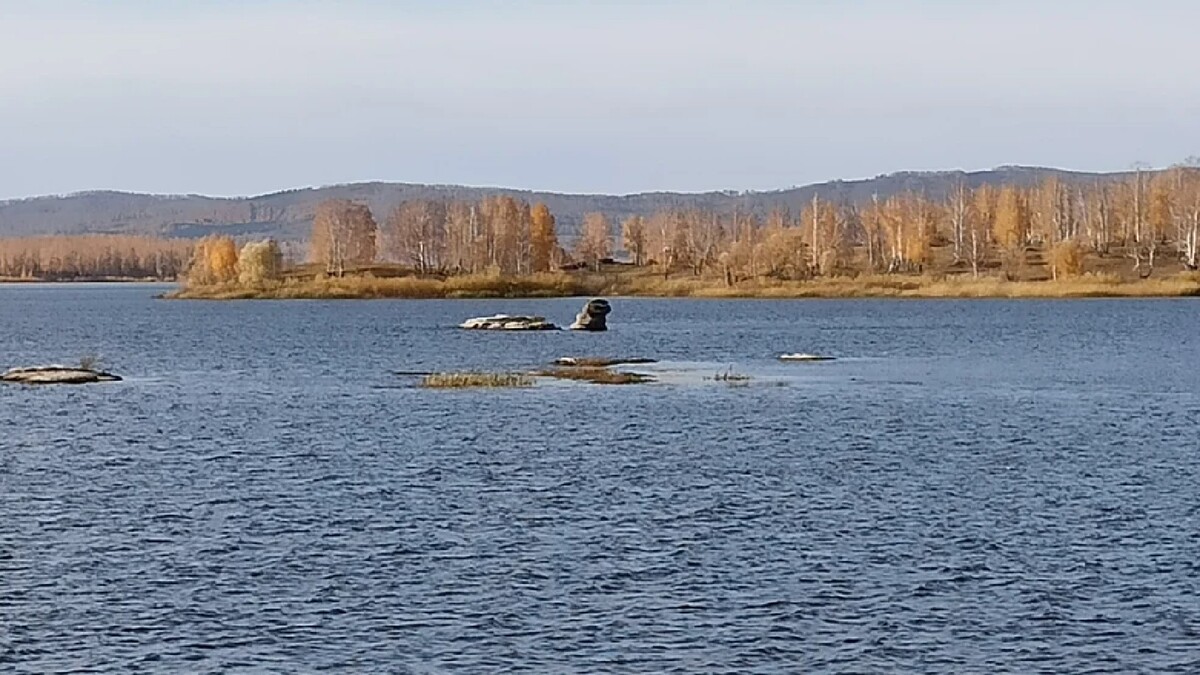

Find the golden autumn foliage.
xmin=530 ymin=202 xmax=559 ymax=273
xmin=187 ymin=236 xmax=238 ymax=286
xmin=161 ymin=166 xmax=1200 ymax=298
xmin=994 ymin=187 xmax=1030 ymax=250
xmin=1049 ymin=240 xmax=1087 ymax=278
xmin=236 ymin=240 xmax=283 ymax=285
xmin=0 ymin=235 xmax=191 ymax=280
xmin=183 ymin=237 xmax=283 ymax=288
xmin=575 ymin=213 xmax=612 ymax=270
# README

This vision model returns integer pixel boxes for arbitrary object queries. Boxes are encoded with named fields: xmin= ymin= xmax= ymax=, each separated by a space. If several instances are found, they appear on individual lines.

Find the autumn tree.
xmin=859 ymin=196 xmax=887 ymax=270
xmin=443 ymin=201 xmax=479 ymax=273
xmin=236 ymin=239 xmax=283 ymax=285
xmin=947 ymin=181 xmax=970 ymax=265
xmin=802 ymin=194 xmax=847 ymax=275
xmin=187 ymin=235 xmax=238 ymax=286
xmin=621 ymin=215 xmax=648 ymax=266
xmin=1081 ymin=183 xmax=1114 ymax=255
xmin=382 ymin=200 xmax=447 ymax=273
xmin=681 ymin=209 xmax=725 ymax=275
xmin=757 ymin=213 xmax=807 ymax=279
xmin=530 ymin=202 xmax=559 ymax=272
xmin=645 ymin=210 xmax=682 ymax=278
xmin=484 ymin=196 xmax=529 ymax=274
xmin=1049 ymin=239 xmax=1086 ymax=279
xmin=0 ymin=235 xmax=190 ymax=280
xmin=1031 ymin=178 xmax=1078 ymax=245
xmin=723 ymin=212 xmax=762 ymax=282
xmin=881 ymin=193 xmax=937 ymax=273
xmin=993 ymin=187 xmax=1030 ymax=279
xmin=311 ymin=200 xmax=378 ymax=276
xmin=575 ymin=212 xmax=612 ymax=271
xmin=967 ymin=185 xmax=996 ymax=277
xmin=1176 ymin=167 xmax=1200 ymax=269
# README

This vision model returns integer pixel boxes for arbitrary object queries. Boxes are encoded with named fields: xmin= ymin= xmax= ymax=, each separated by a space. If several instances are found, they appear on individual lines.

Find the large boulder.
xmin=569 ymin=299 xmax=611 ymax=331
xmin=459 ymin=314 xmax=559 ymax=331
xmin=2 ymin=366 xmax=123 ymax=385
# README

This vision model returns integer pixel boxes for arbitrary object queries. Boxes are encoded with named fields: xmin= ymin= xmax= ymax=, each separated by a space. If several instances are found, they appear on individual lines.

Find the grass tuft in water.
xmin=709 ymin=367 xmax=752 ymax=383
xmin=421 ymin=372 xmax=533 ymax=388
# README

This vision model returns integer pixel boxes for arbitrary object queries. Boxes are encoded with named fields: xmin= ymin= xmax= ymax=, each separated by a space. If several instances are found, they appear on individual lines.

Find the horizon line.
xmin=0 ymin=163 xmax=1167 ymax=205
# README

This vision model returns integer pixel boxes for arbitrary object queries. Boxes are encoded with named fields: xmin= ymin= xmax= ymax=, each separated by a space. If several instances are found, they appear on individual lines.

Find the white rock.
xmin=459 ymin=314 xmax=559 ymax=331
xmin=778 ymin=353 xmax=836 ymax=362
xmin=2 ymin=365 xmax=123 ymax=384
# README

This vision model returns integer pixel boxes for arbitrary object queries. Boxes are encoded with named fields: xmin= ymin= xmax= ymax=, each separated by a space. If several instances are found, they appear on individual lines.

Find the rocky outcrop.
xmin=459 ymin=314 xmax=559 ymax=331
xmin=569 ymin=299 xmax=611 ymax=331
xmin=2 ymin=366 xmax=123 ymax=384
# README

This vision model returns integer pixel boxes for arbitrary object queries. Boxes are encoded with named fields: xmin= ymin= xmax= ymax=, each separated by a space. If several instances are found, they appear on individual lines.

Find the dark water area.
xmin=2 ymin=283 xmax=1198 ymax=673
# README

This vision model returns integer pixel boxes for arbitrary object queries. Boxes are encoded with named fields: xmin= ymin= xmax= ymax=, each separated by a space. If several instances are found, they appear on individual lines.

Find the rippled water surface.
xmin=3 ymin=284 xmax=1199 ymax=673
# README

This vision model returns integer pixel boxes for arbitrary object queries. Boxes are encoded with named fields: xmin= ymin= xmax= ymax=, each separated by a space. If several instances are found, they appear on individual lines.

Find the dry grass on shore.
xmin=170 ymin=272 xmax=607 ymax=300
xmin=169 ymin=270 xmax=1200 ymax=300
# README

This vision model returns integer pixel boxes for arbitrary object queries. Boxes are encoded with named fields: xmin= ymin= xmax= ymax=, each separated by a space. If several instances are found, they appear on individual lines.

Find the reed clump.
xmin=421 ymin=372 xmax=533 ymax=388
xmin=711 ymin=367 xmax=751 ymax=382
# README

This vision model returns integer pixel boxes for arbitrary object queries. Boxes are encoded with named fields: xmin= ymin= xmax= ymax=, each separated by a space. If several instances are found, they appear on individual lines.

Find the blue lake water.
xmin=2 ymin=284 xmax=1199 ymax=672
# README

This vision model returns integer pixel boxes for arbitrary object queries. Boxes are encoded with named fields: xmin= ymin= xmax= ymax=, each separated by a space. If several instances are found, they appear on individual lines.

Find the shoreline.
xmin=167 ymin=273 xmax=1200 ymax=301
xmin=0 ymin=277 xmax=175 ymax=284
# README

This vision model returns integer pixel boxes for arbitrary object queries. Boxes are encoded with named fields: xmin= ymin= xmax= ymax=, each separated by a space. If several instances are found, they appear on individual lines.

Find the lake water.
xmin=2 ymin=284 xmax=1198 ymax=673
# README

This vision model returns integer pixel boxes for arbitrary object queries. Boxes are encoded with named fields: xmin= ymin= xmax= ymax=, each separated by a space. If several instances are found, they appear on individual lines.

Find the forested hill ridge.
xmin=0 ymin=166 xmax=1138 ymax=241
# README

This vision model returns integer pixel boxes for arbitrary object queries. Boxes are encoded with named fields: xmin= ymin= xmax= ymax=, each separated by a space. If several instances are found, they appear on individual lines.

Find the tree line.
xmin=304 ymin=167 xmax=1200 ymax=282
xmin=0 ymin=235 xmax=193 ymax=280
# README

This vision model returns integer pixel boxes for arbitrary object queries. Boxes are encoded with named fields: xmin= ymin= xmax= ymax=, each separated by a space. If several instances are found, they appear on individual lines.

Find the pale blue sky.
xmin=1 ymin=0 xmax=1196 ymax=199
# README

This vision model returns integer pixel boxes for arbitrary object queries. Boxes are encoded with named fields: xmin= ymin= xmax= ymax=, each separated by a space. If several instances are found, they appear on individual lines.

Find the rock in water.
xmin=459 ymin=314 xmax=559 ymax=331
xmin=778 ymin=353 xmax=836 ymax=362
xmin=569 ymin=299 xmax=611 ymax=331
xmin=1 ymin=365 xmax=123 ymax=385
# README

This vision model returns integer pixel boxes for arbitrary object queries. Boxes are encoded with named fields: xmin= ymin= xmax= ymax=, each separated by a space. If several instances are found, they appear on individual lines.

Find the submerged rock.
xmin=569 ymin=298 xmax=611 ymax=331
xmin=459 ymin=314 xmax=559 ymax=331
xmin=2 ymin=365 xmax=123 ymax=385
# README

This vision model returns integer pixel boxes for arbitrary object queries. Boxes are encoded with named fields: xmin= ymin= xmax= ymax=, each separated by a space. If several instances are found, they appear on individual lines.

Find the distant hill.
xmin=0 ymin=166 xmax=1137 ymax=241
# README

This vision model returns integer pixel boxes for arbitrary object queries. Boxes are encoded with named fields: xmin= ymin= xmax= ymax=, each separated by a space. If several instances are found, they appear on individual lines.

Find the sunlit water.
xmin=2 ymin=284 xmax=1198 ymax=672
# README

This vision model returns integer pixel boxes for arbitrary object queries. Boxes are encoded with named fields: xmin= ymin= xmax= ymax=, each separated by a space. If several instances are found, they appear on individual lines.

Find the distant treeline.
xmin=295 ymin=168 xmax=1200 ymax=281
xmin=0 ymin=235 xmax=193 ymax=280
xmin=28 ymin=168 xmax=1189 ymax=288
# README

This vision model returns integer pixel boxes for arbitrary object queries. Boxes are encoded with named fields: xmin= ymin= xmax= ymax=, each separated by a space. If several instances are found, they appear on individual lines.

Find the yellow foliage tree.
xmin=529 ymin=203 xmax=558 ymax=272
xmin=1148 ymin=179 xmax=1173 ymax=243
xmin=1049 ymin=239 xmax=1086 ymax=279
xmin=186 ymin=235 xmax=238 ymax=287
xmin=994 ymin=187 xmax=1030 ymax=278
xmin=575 ymin=213 xmax=612 ymax=271
xmin=236 ymin=239 xmax=283 ymax=285
xmin=994 ymin=187 xmax=1030 ymax=250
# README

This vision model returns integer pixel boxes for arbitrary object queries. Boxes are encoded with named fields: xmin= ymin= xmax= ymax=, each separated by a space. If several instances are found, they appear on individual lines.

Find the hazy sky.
xmin=1 ymin=0 xmax=1197 ymax=199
